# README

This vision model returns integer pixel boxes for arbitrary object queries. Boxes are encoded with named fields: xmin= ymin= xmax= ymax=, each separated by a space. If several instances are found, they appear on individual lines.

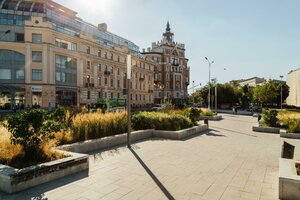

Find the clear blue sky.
xmin=56 ymin=0 xmax=299 ymax=90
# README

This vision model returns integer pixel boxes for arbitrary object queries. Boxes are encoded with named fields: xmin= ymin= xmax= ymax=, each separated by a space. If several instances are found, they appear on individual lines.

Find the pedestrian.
xmin=235 ymin=107 xmax=238 ymax=114
xmin=232 ymin=107 xmax=235 ymax=114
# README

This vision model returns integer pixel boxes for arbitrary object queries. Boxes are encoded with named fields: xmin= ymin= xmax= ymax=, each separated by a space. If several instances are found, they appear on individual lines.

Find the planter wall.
xmin=58 ymin=124 xmax=208 ymax=153
xmin=252 ymin=126 xmax=280 ymax=134
xmin=279 ymin=158 xmax=300 ymax=200
xmin=280 ymin=132 xmax=300 ymax=139
xmin=199 ymin=115 xmax=222 ymax=121
xmin=0 ymin=151 xmax=88 ymax=194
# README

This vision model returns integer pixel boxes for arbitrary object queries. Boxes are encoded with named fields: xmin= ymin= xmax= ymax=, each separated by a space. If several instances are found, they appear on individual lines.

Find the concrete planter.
xmin=58 ymin=129 xmax=154 ymax=153
xmin=252 ymin=126 xmax=280 ymax=134
xmin=154 ymin=125 xmax=208 ymax=140
xmin=199 ymin=115 xmax=222 ymax=121
xmin=279 ymin=158 xmax=300 ymax=200
xmin=0 ymin=151 xmax=88 ymax=194
xmin=59 ymin=125 xmax=208 ymax=153
xmin=280 ymin=132 xmax=300 ymax=139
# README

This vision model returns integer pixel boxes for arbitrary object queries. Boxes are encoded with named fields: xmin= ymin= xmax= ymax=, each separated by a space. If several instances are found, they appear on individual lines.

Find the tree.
xmin=188 ymin=91 xmax=204 ymax=105
xmin=253 ymin=82 xmax=289 ymax=107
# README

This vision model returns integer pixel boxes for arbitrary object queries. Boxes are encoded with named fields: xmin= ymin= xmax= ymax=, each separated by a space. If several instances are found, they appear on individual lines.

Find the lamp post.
xmin=0 ymin=30 xmax=10 ymax=40
xmin=205 ymin=57 xmax=214 ymax=109
xmin=192 ymin=81 xmax=195 ymax=104
xmin=127 ymin=55 xmax=132 ymax=148
xmin=280 ymin=75 xmax=284 ymax=110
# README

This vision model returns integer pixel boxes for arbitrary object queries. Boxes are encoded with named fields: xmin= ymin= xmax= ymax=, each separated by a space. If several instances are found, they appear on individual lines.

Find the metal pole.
xmin=127 ymin=55 xmax=132 ymax=148
xmin=192 ymin=81 xmax=195 ymax=104
xmin=127 ymin=78 xmax=131 ymax=148
xmin=280 ymin=75 xmax=283 ymax=111
xmin=215 ymin=86 xmax=217 ymax=111
xmin=208 ymin=62 xmax=211 ymax=109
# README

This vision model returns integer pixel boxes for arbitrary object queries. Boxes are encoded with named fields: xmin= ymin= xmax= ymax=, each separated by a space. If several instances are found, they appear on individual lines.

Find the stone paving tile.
xmin=1 ymin=114 xmax=300 ymax=199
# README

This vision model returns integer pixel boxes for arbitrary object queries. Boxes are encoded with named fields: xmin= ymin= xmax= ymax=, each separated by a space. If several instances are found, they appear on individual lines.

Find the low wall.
xmin=0 ymin=151 xmax=88 ymax=194
xmin=280 ymin=132 xmax=300 ymax=139
xmin=154 ymin=125 xmax=208 ymax=140
xmin=199 ymin=115 xmax=222 ymax=121
xmin=59 ymin=125 xmax=208 ymax=153
xmin=252 ymin=126 xmax=280 ymax=134
xmin=279 ymin=158 xmax=300 ymax=199
xmin=58 ymin=129 xmax=154 ymax=153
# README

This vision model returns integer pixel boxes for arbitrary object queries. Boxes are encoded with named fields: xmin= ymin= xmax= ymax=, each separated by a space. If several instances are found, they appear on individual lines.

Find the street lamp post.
xmin=192 ymin=81 xmax=195 ymax=104
xmin=280 ymin=75 xmax=284 ymax=110
xmin=127 ymin=55 xmax=132 ymax=148
xmin=205 ymin=57 xmax=214 ymax=109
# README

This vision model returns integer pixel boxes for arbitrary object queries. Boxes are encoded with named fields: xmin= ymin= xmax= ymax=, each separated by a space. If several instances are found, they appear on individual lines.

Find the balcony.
xmin=85 ymin=83 xmax=94 ymax=88
xmin=148 ymin=89 xmax=154 ymax=93
xmin=104 ymin=70 xmax=111 ymax=76
xmin=139 ymin=77 xmax=145 ymax=81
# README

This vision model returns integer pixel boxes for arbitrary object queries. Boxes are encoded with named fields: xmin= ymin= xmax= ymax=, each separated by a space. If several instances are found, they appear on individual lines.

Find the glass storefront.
xmin=56 ymin=88 xmax=77 ymax=107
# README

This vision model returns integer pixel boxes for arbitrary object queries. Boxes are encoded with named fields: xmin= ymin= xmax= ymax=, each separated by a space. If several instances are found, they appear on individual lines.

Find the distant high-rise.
xmin=142 ymin=22 xmax=190 ymax=104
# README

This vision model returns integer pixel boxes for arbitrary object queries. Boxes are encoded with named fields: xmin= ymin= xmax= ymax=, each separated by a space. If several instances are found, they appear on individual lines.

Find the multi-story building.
xmin=142 ymin=22 xmax=190 ymax=104
xmin=287 ymin=68 xmax=300 ymax=107
xmin=231 ymin=77 xmax=266 ymax=87
xmin=0 ymin=0 xmax=154 ymax=111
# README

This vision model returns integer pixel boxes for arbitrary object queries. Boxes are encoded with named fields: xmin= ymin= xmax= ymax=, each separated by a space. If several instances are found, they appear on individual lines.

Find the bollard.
xmin=281 ymin=141 xmax=295 ymax=159
xmin=204 ymin=119 xmax=209 ymax=127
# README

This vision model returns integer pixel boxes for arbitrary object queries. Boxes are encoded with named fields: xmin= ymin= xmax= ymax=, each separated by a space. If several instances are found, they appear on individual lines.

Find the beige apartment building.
xmin=142 ymin=22 xmax=190 ymax=104
xmin=286 ymin=68 xmax=300 ymax=107
xmin=0 ymin=0 xmax=154 ymax=110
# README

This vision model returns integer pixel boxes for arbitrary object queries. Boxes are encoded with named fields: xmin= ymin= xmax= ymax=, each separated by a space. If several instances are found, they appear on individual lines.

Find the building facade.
xmin=142 ymin=22 xmax=190 ymax=104
xmin=0 ymin=0 xmax=154 ymax=111
xmin=287 ymin=68 xmax=300 ymax=107
xmin=232 ymin=77 xmax=266 ymax=87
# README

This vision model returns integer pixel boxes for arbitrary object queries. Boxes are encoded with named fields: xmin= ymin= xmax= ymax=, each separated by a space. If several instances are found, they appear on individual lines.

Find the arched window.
xmin=0 ymin=50 xmax=25 ymax=81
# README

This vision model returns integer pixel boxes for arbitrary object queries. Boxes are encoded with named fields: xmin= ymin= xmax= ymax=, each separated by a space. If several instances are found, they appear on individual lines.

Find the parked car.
xmin=151 ymin=104 xmax=163 ymax=111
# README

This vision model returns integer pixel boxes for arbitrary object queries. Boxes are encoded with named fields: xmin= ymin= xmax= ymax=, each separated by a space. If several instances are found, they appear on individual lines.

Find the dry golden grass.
xmin=277 ymin=111 xmax=300 ymax=122
xmin=71 ymin=111 xmax=127 ymax=142
xmin=0 ymin=126 xmax=23 ymax=165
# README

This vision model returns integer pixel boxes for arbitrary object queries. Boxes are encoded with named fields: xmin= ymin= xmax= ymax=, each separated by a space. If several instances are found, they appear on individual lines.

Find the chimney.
xmin=147 ymin=47 xmax=151 ymax=52
xmin=98 ymin=23 xmax=107 ymax=32
xmin=142 ymin=48 xmax=145 ymax=53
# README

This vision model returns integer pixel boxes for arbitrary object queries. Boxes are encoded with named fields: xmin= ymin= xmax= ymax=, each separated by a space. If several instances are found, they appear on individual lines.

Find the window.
xmin=98 ymin=50 xmax=101 ymax=57
xmin=98 ymin=77 xmax=101 ymax=86
xmin=110 ymin=66 xmax=113 ymax=74
xmin=87 ymin=46 xmax=90 ymax=54
xmin=98 ymin=92 xmax=101 ymax=98
xmin=15 ymin=33 xmax=24 ymax=42
xmin=110 ymin=79 xmax=114 ymax=87
xmin=104 ymin=52 xmax=107 ymax=59
xmin=87 ymin=61 xmax=90 ymax=69
xmin=98 ymin=64 xmax=101 ymax=71
xmin=117 ymin=68 xmax=120 ymax=75
xmin=117 ymin=56 xmax=120 ymax=62
xmin=0 ymin=69 xmax=11 ymax=79
xmin=87 ymin=91 xmax=90 ymax=99
xmin=55 ymin=55 xmax=77 ymax=85
xmin=32 ymin=69 xmax=42 ymax=81
xmin=16 ymin=70 xmax=24 ymax=80
xmin=104 ymin=77 xmax=108 ymax=85
xmin=55 ymin=38 xmax=77 ymax=51
xmin=117 ymin=80 xmax=120 ymax=88
xmin=32 ymin=34 xmax=42 ymax=43
xmin=110 ymin=53 xmax=113 ymax=60
xmin=111 ymin=93 xmax=113 ymax=98
xmin=32 ymin=51 xmax=42 ymax=62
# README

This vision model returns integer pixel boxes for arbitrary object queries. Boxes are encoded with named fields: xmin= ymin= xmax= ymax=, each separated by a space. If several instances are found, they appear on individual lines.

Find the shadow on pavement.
xmin=129 ymin=148 xmax=175 ymax=200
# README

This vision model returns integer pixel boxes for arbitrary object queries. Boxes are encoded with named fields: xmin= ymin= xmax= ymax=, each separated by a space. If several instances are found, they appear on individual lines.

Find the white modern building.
xmin=286 ymin=68 xmax=300 ymax=107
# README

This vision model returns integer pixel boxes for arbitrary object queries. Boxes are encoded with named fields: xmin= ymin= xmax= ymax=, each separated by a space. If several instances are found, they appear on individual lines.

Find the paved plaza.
xmin=1 ymin=114 xmax=300 ymax=200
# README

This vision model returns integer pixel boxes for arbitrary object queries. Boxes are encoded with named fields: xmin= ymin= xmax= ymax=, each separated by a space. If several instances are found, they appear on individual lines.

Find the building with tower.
xmin=142 ymin=21 xmax=190 ymax=104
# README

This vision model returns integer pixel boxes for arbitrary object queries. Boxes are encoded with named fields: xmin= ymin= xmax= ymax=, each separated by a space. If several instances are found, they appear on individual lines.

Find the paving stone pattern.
xmin=1 ymin=114 xmax=300 ymax=200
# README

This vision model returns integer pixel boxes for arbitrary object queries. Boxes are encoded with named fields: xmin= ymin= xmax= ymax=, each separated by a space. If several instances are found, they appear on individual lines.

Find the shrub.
xmin=282 ymin=118 xmax=300 ymax=133
xmin=184 ymin=108 xmax=201 ymax=125
xmin=132 ymin=112 xmax=193 ymax=131
xmin=6 ymin=109 xmax=49 ymax=160
xmin=262 ymin=109 xmax=278 ymax=127
xmin=70 ymin=111 xmax=127 ymax=142
xmin=200 ymin=108 xmax=215 ymax=116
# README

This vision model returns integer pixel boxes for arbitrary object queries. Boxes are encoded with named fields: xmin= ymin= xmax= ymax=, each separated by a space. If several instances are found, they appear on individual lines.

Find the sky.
xmin=55 ymin=0 xmax=300 ymax=91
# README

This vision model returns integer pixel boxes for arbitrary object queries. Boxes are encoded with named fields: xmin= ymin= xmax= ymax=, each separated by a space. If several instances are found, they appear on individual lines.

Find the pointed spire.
xmin=163 ymin=21 xmax=174 ymax=42
xmin=166 ymin=21 xmax=170 ymax=31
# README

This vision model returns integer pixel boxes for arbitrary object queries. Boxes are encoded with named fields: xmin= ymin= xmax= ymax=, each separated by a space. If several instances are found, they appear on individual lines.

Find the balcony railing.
xmin=139 ymin=77 xmax=145 ymax=81
xmin=85 ymin=83 xmax=94 ymax=88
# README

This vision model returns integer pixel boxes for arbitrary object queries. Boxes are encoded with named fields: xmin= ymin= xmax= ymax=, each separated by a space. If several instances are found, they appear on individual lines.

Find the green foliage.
xmin=185 ymin=108 xmax=201 ymax=125
xmin=132 ymin=112 xmax=193 ymax=131
xmin=200 ymin=109 xmax=215 ymax=116
xmin=262 ymin=109 xmax=278 ymax=127
xmin=283 ymin=118 xmax=300 ymax=133
xmin=6 ymin=109 xmax=48 ymax=160
xmin=254 ymin=82 xmax=289 ymax=106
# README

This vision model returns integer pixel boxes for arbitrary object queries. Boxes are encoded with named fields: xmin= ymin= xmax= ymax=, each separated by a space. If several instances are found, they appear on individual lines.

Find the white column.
xmin=25 ymin=44 xmax=31 ymax=83
xmin=43 ymin=45 xmax=48 ymax=83
xmin=49 ymin=47 xmax=54 ymax=84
